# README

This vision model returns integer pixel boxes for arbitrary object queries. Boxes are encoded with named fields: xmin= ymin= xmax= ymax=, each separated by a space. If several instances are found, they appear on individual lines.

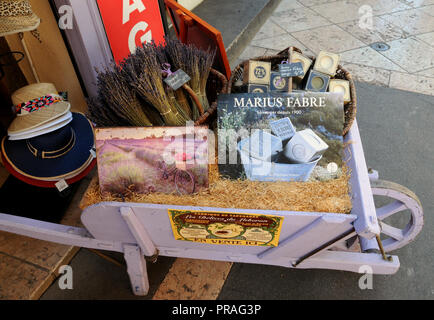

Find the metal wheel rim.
xmin=175 ymin=170 xmax=195 ymax=195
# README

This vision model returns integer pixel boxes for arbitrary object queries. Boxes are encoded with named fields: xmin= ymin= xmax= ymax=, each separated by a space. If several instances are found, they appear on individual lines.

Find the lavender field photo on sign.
xmin=95 ymin=127 xmax=209 ymax=196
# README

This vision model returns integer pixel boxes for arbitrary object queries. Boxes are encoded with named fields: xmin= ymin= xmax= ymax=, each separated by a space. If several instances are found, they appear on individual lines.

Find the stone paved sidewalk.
xmin=235 ymin=0 xmax=434 ymax=96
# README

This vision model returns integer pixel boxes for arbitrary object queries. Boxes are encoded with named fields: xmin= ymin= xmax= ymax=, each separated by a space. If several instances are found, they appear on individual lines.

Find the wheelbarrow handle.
xmin=0 ymin=212 xmax=124 ymax=253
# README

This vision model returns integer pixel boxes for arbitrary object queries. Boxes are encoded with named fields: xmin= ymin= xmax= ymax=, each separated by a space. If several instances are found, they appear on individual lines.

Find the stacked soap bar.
xmin=304 ymin=51 xmax=351 ymax=103
xmin=241 ymin=50 xmax=351 ymax=103
xmin=292 ymin=51 xmax=313 ymax=79
xmin=243 ymin=60 xmax=272 ymax=93
xmin=240 ymin=130 xmax=283 ymax=161
xmin=269 ymin=117 xmax=329 ymax=164
xmin=329 ymin=79 xmax=351 ymax=103
xmin=270 ymin=72 xmax=289 ymax=92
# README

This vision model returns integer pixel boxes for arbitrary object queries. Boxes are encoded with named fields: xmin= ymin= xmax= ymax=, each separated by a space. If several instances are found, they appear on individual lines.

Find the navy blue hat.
xmin=1 ymin=112 xmax=94 ymax=181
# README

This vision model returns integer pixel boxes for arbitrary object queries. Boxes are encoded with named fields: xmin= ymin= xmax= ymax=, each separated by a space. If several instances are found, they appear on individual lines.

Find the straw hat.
xmin=8 ymin=112 xmax=73 ymax=141
xmin=8 ymin=83 xmax=71 ymax=135
xmin=0 ymin=0 xmax=40 ymax=37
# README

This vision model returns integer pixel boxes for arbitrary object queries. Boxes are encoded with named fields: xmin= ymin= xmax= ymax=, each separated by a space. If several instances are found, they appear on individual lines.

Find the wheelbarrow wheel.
xmin=175 ymin=169 xmax=195 ymax=195
xmin=371 ymin=179 xmax=423 ymax=252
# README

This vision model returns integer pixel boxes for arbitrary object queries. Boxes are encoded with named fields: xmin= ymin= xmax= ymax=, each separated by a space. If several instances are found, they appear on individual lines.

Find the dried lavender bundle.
xmin=137 ymin=96 xmax=165 ymax=126
xmin=86 ymin=97 xmax=115 ymax=127
xmin=121 ymin=44 xmax=191 ymax=126
xmin=96 ymin=65 xmax=152 ymax=126
xmin=197 ymin=46 xmax=216 ymax=105
xmin=164 ymin=38 xmax=216 ymax=119
xmin=86 ymin=96 xmax=129 ymax=127
xmin=154 ymin=42 xmax=192 ymax=119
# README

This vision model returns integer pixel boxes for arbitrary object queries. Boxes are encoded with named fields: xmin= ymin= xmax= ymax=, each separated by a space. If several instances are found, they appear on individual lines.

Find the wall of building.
xmin=4 ymin=0 xmax=203 ymax=114
xmin=5 ymin=0 xmax=87 ymax=113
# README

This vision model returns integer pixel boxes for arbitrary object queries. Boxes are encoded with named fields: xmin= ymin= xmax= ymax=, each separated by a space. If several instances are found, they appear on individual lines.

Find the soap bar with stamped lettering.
xmin=243 ymin=60 xmax=271 ymax=85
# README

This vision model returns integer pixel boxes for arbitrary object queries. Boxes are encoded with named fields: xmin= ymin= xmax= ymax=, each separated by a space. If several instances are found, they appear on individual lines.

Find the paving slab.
xmin=41 ymin=249 xmax=175 ymax=300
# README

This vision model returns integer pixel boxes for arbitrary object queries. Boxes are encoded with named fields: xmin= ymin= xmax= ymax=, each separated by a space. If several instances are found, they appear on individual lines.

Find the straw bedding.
xmin=80 ymin=163 xmax=352 ymax=214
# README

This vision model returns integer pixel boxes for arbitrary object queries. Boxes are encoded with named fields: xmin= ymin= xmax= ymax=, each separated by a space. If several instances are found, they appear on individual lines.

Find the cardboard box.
xmin=95 ymin=126 xmax=209 ymax=195
xmin=243 ymin=60 xmax=272 ymax=85
xmin=313 ymin=51 xmax=340 ymax=76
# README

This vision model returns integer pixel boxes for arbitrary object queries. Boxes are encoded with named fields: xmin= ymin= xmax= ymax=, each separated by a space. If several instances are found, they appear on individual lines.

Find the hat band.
xmin=26 ymin=128 xmax=76 ymax=159
xmin=0 ymin=1 xmax=33 ymax=17
xmin=15 ymin=94 xmax=63 ymax=115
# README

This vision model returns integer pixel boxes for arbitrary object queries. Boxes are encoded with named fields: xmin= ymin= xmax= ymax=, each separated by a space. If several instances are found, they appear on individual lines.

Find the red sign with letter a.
xmin=96 ymin=0 xmax=166 ymax=63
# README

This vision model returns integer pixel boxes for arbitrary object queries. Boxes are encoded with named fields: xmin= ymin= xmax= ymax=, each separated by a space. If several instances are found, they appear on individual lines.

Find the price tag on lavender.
xmin=278 ymin=62 xmax=304 ymax=78
xmin=164 ymin=69 xmax=191 ymax=91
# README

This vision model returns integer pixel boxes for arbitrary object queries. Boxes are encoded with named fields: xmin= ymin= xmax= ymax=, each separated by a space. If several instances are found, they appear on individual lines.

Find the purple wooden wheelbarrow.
xmin=0 ymin=121 xmax=424 ymax=296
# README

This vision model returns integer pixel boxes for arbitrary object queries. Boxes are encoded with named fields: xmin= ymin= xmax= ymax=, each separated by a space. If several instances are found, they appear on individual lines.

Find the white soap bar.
xmin=241 ymin=130 xmax=283 ymax=161
xmin=292 ymin=51 xmax=312 ymax=79
xmin=284 ymin=129 xmax=329 ymax=163
xmin=270 ymin=117 xmax=296 ymax=141
xmin=329 ymin=79 xmax=351 ymax=103
xmin=313 ymin=51 xmax=340 ymax=76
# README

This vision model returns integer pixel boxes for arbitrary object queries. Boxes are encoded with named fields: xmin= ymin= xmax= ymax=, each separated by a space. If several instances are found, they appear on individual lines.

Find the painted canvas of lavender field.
xmin=95 ymin=127 xmax=209 ymax=196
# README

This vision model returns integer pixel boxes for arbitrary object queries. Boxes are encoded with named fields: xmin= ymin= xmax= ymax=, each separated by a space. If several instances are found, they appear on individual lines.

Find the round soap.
xmin=320 ymin=56 xmax=334 ymax=69
xmin=312 ymin=76 xmax=325 ymax=89
xmin=292 ymin=144 xmax=306 ymax=160
xmin=333 ymin=84 xmax=346 ymax=94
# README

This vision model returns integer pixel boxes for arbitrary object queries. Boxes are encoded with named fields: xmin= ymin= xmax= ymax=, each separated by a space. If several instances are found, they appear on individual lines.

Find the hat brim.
xmin=8 ymin=112 xmax=73 ymax=141
xmin=1 ymin=153 xmax=96 ymax=188
xmin=2 ymin=113 xmax=95 ymax=181
xmin=0 ymin=13 xmax=40 ymax=37
xmin=8 ymin=101 xmax=71 ymax=135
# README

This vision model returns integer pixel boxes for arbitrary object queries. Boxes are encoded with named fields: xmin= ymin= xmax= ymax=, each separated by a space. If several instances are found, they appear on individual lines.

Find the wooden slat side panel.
xmin=258 ymin=216 xmax=352 ymax=260
xmin=155 ymin=247 xmax=400 ymax=275
xmin=82 ymin=203 xmax=356 ymax=260
xmin=345 ymin=121 xmax=380 ymax=237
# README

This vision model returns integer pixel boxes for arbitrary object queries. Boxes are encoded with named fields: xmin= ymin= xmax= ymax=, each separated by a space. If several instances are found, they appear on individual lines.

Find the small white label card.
xmin=279 ymin=62 xmax=305 ymax=78
xmin=55 ymin=179 xmax=69 ymax=192
xmin=164 ymin=69 xmax=191 ymax=91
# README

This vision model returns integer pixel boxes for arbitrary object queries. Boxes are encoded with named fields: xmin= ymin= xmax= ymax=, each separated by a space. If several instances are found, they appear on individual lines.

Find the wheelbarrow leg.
xmin=123 ymin=244 xmax=149 ymax=296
